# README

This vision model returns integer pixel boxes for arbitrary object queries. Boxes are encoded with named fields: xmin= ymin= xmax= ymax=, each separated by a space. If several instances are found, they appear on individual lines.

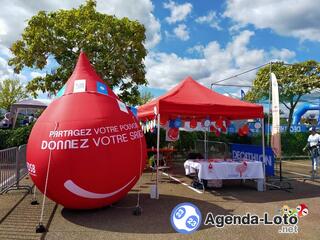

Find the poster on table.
xmin=166 ymin=127 xmax=179 ymax=141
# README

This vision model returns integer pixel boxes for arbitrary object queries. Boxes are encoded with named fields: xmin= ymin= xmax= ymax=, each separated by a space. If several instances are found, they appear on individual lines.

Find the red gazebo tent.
xmin=138 ymin=76 xmax=263 ymax=121
xmin=138 ymin=76 xmax=265 ymax=198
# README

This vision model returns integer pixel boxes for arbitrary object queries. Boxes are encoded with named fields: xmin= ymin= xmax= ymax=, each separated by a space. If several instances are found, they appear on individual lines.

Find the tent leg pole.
xmin=156 ymin=113 xmax=160 ymax=199
xmin=204 ymin=130 xmax=207 ymax=161
xmin=279 ymin=156 xmax=282 ymax=181
xmin=12 ymin=109 xmax=19 ymax=129
xmin=261 ymin=118 xmax=266 ymax=191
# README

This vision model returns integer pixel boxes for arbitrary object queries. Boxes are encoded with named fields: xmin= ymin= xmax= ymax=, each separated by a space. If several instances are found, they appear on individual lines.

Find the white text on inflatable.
xmin=41 ymin=123 xmax=143 ymax=150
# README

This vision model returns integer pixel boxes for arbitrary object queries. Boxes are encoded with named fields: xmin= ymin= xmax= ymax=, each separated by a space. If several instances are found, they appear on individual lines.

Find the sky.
xmin=0 ymin=0 xmax=320 ymax=105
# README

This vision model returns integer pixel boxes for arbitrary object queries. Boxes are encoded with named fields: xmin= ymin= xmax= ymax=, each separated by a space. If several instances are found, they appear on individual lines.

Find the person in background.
xmin=28 ymin=114 xmax=35 ymax=124
xmin=22 ymin=116 xmax=29 ymax=126
xmin=303 ymin=126 xmax=320 ymax=174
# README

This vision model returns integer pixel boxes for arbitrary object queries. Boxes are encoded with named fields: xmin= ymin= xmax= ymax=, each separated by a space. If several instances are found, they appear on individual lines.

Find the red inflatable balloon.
xmin=242 ymin=124 xmax=249 ymax=135
xmin=209 ymin=125 xmax=216 ymax=132
xmin=238 ymin=128 xmax=244 ymax=136
xmin=26 ymin=52 xmax=147 ymax=209
xmin=216 ymin=119 xmax=223 ymax=129
xmin=190 ymin=119 xmax=197 ymax=128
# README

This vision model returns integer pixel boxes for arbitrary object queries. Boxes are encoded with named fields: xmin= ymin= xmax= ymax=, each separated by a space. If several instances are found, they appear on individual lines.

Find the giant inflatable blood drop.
xmin=26 ymin=52 xmax=147 ymax=209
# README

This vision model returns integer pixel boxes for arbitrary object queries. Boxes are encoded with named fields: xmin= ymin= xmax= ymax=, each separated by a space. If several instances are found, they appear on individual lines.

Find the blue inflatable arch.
xmin=292 ymin=103 xmax=320 ymax=125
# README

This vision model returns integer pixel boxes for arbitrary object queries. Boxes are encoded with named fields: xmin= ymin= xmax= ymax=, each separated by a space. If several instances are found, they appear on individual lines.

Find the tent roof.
xmin=11 ymin=99 xmax=48 ymax=109
xmin=138 ymin=76 xmax=263 ymax=120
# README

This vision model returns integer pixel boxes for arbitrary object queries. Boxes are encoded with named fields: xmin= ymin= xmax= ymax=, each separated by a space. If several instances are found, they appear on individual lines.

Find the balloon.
xmin=209 ymin=125 xmax=216 ymax=132
xmin=242 ymin=125 xmax=249 ymax=135
xmin=216 ymin=119 xmax=223 ymax=129
xmin=221 ymin=125 xmax=227 ymax=133
xmin=174 ymin=117 xmax=182 ymax=128
xmin=203 ymin=119 xmax=211 ymax=128
xmin=26 ymin=52 xmax=147 ymax=209
xmin=238 ymin=128 xmax=244 ymax=136
xmin=190 ymin=119 xmax=197 ymax=129
xmin=169 ymin=119 xmax=175 ymax=128
xmin=254 ymin=122 xmax=261 ymax=129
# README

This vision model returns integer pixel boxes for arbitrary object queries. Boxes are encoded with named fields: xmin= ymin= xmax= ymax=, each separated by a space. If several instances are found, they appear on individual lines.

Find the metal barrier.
xmin=0 ymin=144 xmax=31 ymax=194
xmin=195 ymin=140 xmax=229 ymax=159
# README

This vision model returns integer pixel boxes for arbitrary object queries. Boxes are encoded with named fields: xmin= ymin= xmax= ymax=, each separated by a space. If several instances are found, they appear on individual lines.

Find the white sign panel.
xmin=117 ymin=100 xmax=128 ymax=113
xmin=73 ymin=79 xmax=86 ymax=93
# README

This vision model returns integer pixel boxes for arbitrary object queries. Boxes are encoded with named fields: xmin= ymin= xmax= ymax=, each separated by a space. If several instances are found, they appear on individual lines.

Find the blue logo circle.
xmin=170 ymin=202 xmax=202 ymax=234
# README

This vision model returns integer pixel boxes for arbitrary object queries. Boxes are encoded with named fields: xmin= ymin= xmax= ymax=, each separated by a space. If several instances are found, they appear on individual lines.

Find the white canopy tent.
xmin=10 ymin=99 xmax=48 ymax=128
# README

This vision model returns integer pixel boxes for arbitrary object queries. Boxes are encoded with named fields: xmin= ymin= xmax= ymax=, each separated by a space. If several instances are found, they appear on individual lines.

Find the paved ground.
xmin=0 ymin=161 xmax=320 ymax=240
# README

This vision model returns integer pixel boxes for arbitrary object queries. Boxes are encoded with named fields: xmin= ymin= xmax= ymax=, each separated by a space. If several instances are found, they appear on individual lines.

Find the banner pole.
xmin=267 ymin=61 xmax=272 ymax=146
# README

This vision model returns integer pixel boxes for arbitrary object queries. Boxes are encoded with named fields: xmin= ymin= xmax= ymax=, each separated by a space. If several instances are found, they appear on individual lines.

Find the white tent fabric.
xmin=10 ymin=99 xmax=48 ymax=128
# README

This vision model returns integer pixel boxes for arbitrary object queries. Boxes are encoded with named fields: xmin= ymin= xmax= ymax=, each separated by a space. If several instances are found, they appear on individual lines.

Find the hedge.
xmin=145 ymin=130 xmax=309 ymax=157
xmin=0 ymin=124 xmax=34 ymax=150
xmin=0 ymin=124 xmax=309 ymax=156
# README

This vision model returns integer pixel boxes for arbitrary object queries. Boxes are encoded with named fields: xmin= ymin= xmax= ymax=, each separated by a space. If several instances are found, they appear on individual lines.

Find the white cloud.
xmin=195 ymin=11 xmax=221 ymax=30
xmin=163 ymin=0 xmax=192 ymax=24
xmin=145 ymin=30 xmax=295 ymax=90
xmin=224 ymin=0 xmax=320 ymax=42
xmin=0 ymin=56 xmax=26 ymax=83
xmin=187 ymin=45 xmax=205 ymax=55
xmin=96 ymin=0 xmax=161 ymax=49
xmin=173 ymin=24 xmax=190 ymax=41
xmin=270 ymin=48 xmax=296 ymax=62
xmin=145 ymin=52 xmax=209 ymax=89
xmin=0 ymin=56 xmax=13 ymax=80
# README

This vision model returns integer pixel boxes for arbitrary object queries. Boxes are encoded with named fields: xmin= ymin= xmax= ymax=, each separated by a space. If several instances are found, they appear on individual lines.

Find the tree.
xmin=0 ymin=79 xmax=27 ymax=111
xmin=245 ymin=60 xmax=320 ymax=131
xmin=8 ymin=0 xmax=147 ymax=105
xmin=137 ymin=91 xmax=154 ymax=105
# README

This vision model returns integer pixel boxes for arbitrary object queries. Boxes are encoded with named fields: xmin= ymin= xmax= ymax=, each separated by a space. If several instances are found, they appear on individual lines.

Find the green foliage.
xmin=281 ymin=132 xmax=309 ymax=156
xmin=0 ymin=79 xmax=27 ymax=111
xmin=137 ymin=91 xmax=154 ymax=105
xmin=145 ymin=129 xmax=308 ymax=157
xmin=245 ymin=61 xmax=320 ymax=130
xmin=0 ymin=124 xmax=33 ymax=150
xmin=8 ymin=0 xmax=147 ymax=105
